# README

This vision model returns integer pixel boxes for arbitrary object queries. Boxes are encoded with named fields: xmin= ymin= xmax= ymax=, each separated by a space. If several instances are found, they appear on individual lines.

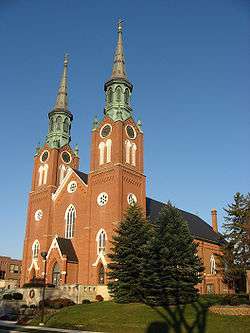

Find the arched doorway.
xmin=98 ymin=263 xmax=105 ymax=285
xmin=52 ymin=263 xmax=60 ymax=286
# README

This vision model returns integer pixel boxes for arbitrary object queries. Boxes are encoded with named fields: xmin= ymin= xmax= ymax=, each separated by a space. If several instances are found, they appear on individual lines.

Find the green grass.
xmin=30 ymin=302 xmax=250 ymax=333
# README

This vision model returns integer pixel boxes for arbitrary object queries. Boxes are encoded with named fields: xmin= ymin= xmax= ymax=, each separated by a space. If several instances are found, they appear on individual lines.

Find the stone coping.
xmin=209 ymin=305 xmax=250 ymax=316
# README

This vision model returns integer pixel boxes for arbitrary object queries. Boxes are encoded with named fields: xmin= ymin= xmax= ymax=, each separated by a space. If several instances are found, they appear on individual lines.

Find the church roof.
xmin=146 ymin=197 xmax=222 ymax=245
xmin=73 ymin=169 xmax=88 ymax=184
xmin=57 ymin=237 xmax=78 ymax=263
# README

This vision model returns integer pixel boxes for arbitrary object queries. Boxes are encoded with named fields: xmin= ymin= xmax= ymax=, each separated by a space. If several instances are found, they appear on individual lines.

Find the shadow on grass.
xmin=145 ymin=300 xmax=209 ymax=333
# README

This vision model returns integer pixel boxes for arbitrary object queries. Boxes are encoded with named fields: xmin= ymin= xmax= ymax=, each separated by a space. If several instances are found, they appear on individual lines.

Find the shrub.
xmin=29 ymin=304 xmax=37 ymax=309
xmin=43 ymin=298 xmax=75 ymax=309
xmin=3 ymin=293 xmax=13 ymax=300
xmin=82 ymin=299 xmax=91 ymax=304
xmin=20 ymin=304 xmax=28 ymax=308
xmin=95 ymin=295 xmax=104 ymax=302
xmin=12 ymin=292 xmax=23 ymax=300
xmin=198 ymin=294 xmax=224 ymax=306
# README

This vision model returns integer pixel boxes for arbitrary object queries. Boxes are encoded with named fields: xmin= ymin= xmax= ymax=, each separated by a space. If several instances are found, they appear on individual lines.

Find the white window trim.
xmin=96 ymin=228 xmax=107 ymax=255
xmin=106 ymin=139 xmax=112 ymax=163
xmin=65 ymin=204 xmax=76 ymax=239
xmin=99 ymin=142 xmax=105 ymax=165
xmin=32 ymin=240 xmax=40 ymax=260
xmin=210 ymin=254 xmax=216 ymax=275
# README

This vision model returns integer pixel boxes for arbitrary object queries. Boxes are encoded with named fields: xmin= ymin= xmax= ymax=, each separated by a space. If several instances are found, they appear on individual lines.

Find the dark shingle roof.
xmin=57 ymin=237 xmax=78 ymax=263
xmin=146 ymin=197 xmax=222 ymax=245
xmin=73 ymin=169 xmax=88 ymax=184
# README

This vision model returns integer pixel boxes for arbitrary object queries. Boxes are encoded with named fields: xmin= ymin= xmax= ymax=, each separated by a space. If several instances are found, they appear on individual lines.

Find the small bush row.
xmin=199 ymin=294 xmax=250 ymax=306
xmin=2 ymin=292 xmax=23 ymax=300
xmin=39 ymin=298 xmax=75 ymax=309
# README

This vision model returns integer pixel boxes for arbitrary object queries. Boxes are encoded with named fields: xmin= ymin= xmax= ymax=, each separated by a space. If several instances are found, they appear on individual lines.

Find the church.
xmin=20 ymin=22 xmax=230 ymax=296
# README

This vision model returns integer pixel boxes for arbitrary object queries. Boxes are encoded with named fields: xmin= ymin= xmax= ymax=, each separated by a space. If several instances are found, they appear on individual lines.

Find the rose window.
xmin=127 ymin=193 xmax=137 ymax=206
xmin=97 ymin=192 xmax=109 ymax=207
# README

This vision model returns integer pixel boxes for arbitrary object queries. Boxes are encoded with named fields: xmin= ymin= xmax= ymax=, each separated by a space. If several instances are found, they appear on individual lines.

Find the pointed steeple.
xmin=54 ymin=54 xmax=69 ymax=111
xmin=111 ymin=19 xmax=127 ymax=80
xmin=46 ymin=55 xmax=73 ymax=149
xmin=104 ymin=20 xmax=133 ymax=122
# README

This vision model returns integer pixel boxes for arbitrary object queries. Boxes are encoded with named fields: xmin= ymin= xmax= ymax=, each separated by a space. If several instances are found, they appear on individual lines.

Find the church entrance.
xmin=98 ymin=264 xmax=105 ymax=285
xmin=52 ymin=262 xmax=60 ymax=286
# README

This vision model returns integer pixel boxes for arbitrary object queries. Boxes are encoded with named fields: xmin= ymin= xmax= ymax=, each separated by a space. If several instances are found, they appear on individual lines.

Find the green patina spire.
xmin=104 ymin=20 xmax=133 ymax=122
xmin=46 ymin=54 xmax=73 ymax=148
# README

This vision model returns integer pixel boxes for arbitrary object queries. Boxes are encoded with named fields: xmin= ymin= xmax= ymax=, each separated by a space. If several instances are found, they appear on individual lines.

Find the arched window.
xmin=131 ymin=143 xmax=137 ymax=166
xmin=63 ymin=118 xmax=69 ymax=133
xmin=49 ymin=118 xmax=54 ymax=132
xmin=56 ymin=116 xmax=62 ymax=130
xmin=107 ymin=88 xmax=113 ymax=103
xmin=125 ymin=140 xmax=132 ymax=164
xmin=65 ymin=205 xmax=76 ymax=239
xmin=99 ymin=142 xmax=105 ymax=165
xmin=96 ymin=229 xmax=107 ymax=255
xmin=106 ymin=139 xmax=112 ymax=163
xmin=32 ymin=240 xmax=40 ymax=259
xmin=116 ymin=86 xmax=121 ymax=102
xmin=38 ymin=164 xmax=48 ymax=186
xmin=59 ymin=164 xmax=67 ymax=184
xmin=98 ymin=263 xmax=105 ymax=285
xmin=52 ymin=262 xmax=60 ymax=286
xmin=124 ymin=88 xmax=129 ymax=104
xmin=210 ymin=255 xmax=216 ymax=275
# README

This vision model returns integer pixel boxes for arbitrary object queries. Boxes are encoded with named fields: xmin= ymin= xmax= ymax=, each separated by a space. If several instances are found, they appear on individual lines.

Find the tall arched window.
xmin=38 ymin=164 xmax=48 ymax=186
xmin=125 ymin=140 xmax=132 ymax=164
xmin=106 ymin=139 xmax=112 ymax=163
xmin=63 ymin=118 xmax=69 ymax=133
xmin=98 ymin=263 xmax=105 ymax=285
xmin=65 ymin=205 xmax=76 ymax=239
xmin=116 ymin=86 xmax=121 ymax=102
xmin=32 ymin=240 xmax=40 ymax=259
xmin=124 ymin=88 xmax=129 ymax=104
xmin=56 ymin=116 xmax=62 ymax=130
xmin=107 ymin=88 xmax=113 ymax=103
xmin=99 ymin=142 xmax=105 ymax=165
xmin=52 ymin=262 xmax=60 ymax=286
xmin=96 ymin=229 xmax=107 ymax=255
xmin=131 ymin=143 xmax=137 ymax=166
xmin=210 ymin=255 xmax=216 ymax=275
xmin=59 ymin=164 xmax=67 ymax=184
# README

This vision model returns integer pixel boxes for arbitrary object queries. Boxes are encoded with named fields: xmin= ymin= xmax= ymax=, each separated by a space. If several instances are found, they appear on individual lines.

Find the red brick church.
xmin=20 ymin=22 xmax=230 ymax=295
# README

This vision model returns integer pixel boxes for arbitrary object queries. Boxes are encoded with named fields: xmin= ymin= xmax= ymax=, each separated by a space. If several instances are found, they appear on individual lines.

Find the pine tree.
xmin=220 ymin=192 xmax=250 ymax=291
xmin=107 ymin=204 xmax=151 ymax=303
xmin=141 ymin=202 xmax=204 ymax=306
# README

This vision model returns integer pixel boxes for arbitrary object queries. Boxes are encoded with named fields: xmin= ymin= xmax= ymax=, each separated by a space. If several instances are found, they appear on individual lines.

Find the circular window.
xmin=100 ymin=124 xmax=112 ymax=138
xmin=67 ymin=181 xmax=77 ymax=193
xmin=40 ymin=150 xmax=49 ymax=163
xmin=97 ymin=192 xmax=109 ymax=207
xmin=126 ymin=125 xmax=136 ymax=139
xmin=35 ymin=209 xmax=43 ymax=221
xmin=127 ymin=193 xmax=137 ymax=206
xmin=61 ymin=151 xmax=71 ymax=164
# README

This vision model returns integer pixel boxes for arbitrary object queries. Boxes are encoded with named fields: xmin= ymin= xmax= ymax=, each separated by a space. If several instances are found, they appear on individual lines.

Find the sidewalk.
xmin=0 ymin=320 xmax=102 ymax=333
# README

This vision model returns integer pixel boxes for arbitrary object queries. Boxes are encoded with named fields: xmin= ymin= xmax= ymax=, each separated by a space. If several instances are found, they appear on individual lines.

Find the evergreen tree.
xmin=220 ymin=192 xmax=250 ymax=291
xmin=141 ymin=202 xmax=204 ymax=306
xmin=107 ymin=204 xmax=151 ymax=303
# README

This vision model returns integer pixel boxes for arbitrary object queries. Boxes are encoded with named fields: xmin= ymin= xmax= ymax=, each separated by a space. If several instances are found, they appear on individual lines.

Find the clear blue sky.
xmin=1 ymin=0 xmax=249 ymax=259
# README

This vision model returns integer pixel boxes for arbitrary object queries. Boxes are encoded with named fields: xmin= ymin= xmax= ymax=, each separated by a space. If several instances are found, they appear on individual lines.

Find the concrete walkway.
xmin=0 ymin=320 xmax=102 ymax=333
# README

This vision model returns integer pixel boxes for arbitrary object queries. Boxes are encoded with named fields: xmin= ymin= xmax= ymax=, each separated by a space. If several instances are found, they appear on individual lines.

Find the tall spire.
xmin=46 ymin=54 xmax=73 ymax=149
xmin=55 ymin=54 xmax=69 ymax=111
xmin=111 ymin=19 xmax=127 ymax=79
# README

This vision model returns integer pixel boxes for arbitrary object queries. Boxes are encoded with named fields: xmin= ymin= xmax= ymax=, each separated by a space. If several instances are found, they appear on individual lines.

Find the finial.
xmin=137 ymin=119 xmax=143 ymax=132
xmin=74 ymin=144 xmax=79 ymax=157
xmin=92 ymin=115 xmax=99 ymax=130
xmin=118 ymin=19 xmax=123 ymax=33
xmin=64 ymin=53 xmax=69 ymax=66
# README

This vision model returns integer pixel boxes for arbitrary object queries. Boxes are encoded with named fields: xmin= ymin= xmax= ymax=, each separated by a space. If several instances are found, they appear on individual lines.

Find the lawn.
xmin=30 ymin=301 xmax=250 ymax=333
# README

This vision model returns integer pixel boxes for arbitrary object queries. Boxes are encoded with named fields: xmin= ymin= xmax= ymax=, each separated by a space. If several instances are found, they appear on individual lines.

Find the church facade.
xmin=20 ymin=22 xmax=230 ymax=295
